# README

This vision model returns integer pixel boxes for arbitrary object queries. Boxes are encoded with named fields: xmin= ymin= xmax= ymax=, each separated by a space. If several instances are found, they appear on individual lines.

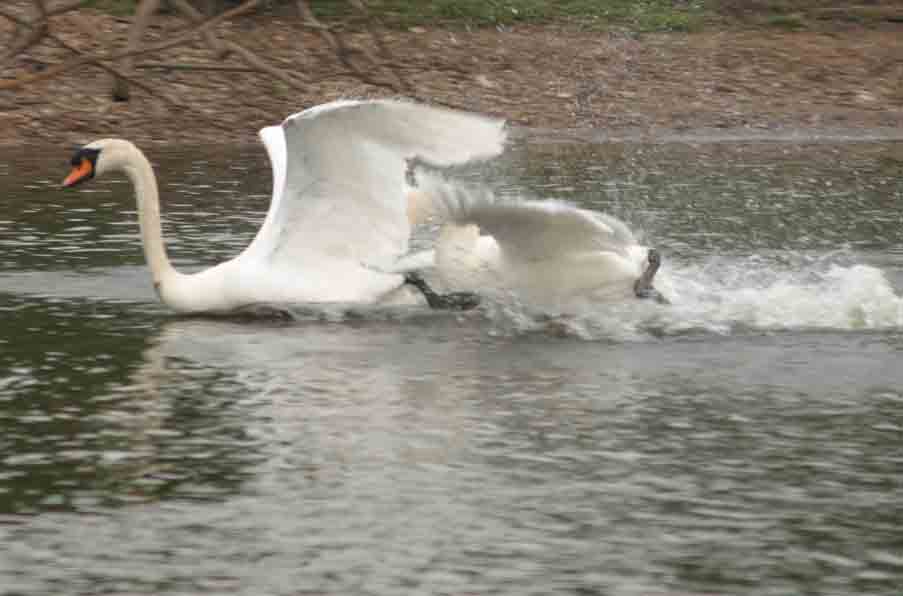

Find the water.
xmin=1 ymin=137 xmax=902 ymax=595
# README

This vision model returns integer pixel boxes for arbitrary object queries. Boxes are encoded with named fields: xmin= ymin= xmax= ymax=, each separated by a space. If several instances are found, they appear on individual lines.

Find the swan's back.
xmin=419 ymin=174 xmax=650 ymax=307
xmin=449 ymin=200 xmax=638 ymax=262
xmin=418 ymin=172 xmax=636 ymax=257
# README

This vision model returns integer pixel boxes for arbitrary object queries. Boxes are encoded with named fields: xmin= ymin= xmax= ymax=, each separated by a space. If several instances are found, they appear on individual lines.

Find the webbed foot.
xmin=404 ymin=272 xmax=481 ymax=311
xmin=634 ymin=248 xmax=669 ymax=304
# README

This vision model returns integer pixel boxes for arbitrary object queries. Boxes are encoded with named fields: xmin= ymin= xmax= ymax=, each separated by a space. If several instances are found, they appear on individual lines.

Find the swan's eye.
xmin=70 ymin=151 xmax=83 ymax=167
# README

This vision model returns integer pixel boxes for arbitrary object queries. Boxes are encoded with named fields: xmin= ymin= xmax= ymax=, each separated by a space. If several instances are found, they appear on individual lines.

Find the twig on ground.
xmin=135 ymin=62 xmax=258 ymax=72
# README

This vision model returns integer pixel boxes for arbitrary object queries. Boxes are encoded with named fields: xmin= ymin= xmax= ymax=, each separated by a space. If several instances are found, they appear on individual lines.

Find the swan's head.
xmin=62 ymin=139 xmax=136 ymax=188
xmin=62 ymin=145 xmax=101 ymax=188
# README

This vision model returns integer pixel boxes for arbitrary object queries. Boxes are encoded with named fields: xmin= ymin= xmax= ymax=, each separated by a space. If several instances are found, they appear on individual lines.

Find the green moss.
xmin=82 ymin=0 xmax=138 ymax=16
xmin=762 ymin=13 xmax=807 ymax=30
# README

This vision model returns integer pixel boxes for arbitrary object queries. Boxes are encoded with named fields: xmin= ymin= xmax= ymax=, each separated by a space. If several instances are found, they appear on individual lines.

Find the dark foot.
xmin=634 ymin=249 xmax=669 ymax=304
xmin=404 ymin=272 xmax=481 ymax=311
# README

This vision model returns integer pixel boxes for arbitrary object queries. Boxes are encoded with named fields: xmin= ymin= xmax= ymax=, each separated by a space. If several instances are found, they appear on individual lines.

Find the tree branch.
xmin=348 ymin=0 xmax=413 ymax=94
xmin=295 ymin=0 xmax=404 ymax=93
xmin=163 ymin=0 xmax=228 ymax=59
xmin=167 ymin=0 xmax=306 ymax=92
xmin=1 ymin=0 xmax=49 ymax=63
xmin=112 ymin=0 xmax=162 ymax=101
xmin=0 ymin=0 xmax=265 ymax=90
xmin=0 ymin=17 xmax=229 ymax=131
xmin=45 ymin=0 xmax=87 ymax=18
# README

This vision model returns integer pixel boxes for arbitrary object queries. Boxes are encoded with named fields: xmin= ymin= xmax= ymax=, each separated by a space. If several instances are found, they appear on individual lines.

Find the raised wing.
xmin=420 ymin=173 xmax=638 ymax=263
xmin=243 ymin=125 xmax=287 ymax=257
xmin=456 ymin=201 xmax=638 ymax=262
xmin=245 ymin=99 xmax=506 ymax=272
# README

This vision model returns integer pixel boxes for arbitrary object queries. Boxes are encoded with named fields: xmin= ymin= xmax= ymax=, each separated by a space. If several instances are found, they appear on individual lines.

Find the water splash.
xmin=6 ymin=255 xmax=898 ymax=341
xmin=481 ymin=257 xmax=903 ymax=340
xmin=664 ymin=260 xmax=902 ymax=332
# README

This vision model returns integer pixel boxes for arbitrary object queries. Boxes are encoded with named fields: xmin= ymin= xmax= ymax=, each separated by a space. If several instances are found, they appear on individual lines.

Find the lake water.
xmin=1 ymin=136 xmax=902 ymax=595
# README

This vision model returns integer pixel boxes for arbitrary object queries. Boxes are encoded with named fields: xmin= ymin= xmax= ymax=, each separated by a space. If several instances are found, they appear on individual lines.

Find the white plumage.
xmin=416 ymin=173 xmax=658 ymax=311
xmin=62 ymin=99 xmax=506 ymax=314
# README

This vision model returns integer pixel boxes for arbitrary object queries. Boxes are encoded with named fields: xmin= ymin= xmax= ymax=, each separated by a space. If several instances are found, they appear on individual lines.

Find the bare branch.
xmin=223 ymin=41 xmax=309 ymax=91
xmin=348 ymin=0 xmax=413 ymax=94
xmin=296 ymin=0 xmax=402 ymax=93
xmin=1 ymin=0 xmax=89 ymax=63
xmin=110 ymin=0 xmax=265 ymax=61
xmin=45 ymin=0 xmax=87 ymax=18
xmin=112 ymin=0 xmax=163 ymax=102
xmin=0 ymin=15 xmax=228 ymax=131
xmin=296 ymin=1 xmax=341 ymax=51
xmin=166 ymin=0 xmax=307 ymax=91
xmin=1 ymin=0 xmax=49 ymax=63
xmin=34 ymin=0 xmax=49 ymax=20
xmin=164 ymin=0 xmax=228 ymax=59
xmin=0 ymin=0 xmax=265 ymax=88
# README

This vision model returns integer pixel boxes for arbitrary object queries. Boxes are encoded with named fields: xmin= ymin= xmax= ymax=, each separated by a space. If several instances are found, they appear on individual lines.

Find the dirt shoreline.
xmin=2 ymin=10 xmax=902 ymax=148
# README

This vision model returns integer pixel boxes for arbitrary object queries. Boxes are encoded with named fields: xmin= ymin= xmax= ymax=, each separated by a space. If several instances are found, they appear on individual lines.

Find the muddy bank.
xmin=1 ymin=10 xmax=902 ymax=148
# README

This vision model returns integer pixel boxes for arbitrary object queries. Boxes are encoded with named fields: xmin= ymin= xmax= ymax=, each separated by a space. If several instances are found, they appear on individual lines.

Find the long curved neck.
xmin=114 ymin=143 xmax=177 ymax=288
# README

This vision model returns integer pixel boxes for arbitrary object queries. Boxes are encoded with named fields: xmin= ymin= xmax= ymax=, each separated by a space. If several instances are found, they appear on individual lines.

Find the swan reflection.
xmin=128 ymin=316 xmax=489 ymax=481
xmin=122 ymin=314 xmax=659 ymax=494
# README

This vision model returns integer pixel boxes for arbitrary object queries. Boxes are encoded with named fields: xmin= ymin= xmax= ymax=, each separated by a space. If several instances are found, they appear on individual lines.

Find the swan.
xmin=414 ymin=174 xmax=669 ymax=310
xmin=61 ymin=99 xmax=506 ymax=314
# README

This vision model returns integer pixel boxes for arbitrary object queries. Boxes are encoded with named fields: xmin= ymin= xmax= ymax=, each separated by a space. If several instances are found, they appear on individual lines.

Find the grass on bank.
xmin=82 ymin=0 xmax=903 ymax=31
xmin=311 ymin=0 xmax=705 ymax=32
xmin=81 ymin=0 xmax=705 ymax=31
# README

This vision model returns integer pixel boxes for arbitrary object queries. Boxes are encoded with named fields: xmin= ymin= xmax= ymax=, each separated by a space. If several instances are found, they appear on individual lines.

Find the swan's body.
xmin=62 ymin=100 xmax=506 ymax=314
xmin=418 ymin=175 xmax=667 ymax=311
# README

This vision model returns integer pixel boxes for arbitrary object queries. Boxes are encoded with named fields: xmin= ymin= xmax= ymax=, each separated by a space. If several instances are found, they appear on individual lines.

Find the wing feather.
xmin=418 ymin=172 xmax=638 ymax=263
xmin=243 ymin=125 xmax=287 ymax=258
xmin=245 ymin=99 xmax=506 ymax=276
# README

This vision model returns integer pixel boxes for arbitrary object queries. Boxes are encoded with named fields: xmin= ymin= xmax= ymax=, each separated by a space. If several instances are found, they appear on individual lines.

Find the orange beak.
xmin=62 ymin=158 xmax=94 ymax=187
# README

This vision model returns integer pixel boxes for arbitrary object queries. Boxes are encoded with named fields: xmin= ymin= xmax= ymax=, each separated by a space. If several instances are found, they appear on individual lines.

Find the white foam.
xmin=483 ymin=256 xmax=903 ymax=339
xmin=664 ymin=261 xmax=902 ymax=332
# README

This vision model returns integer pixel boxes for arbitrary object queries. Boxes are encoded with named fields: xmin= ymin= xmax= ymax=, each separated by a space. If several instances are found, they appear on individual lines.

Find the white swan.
xmin=61 ymin=99 xmax=506 ymax=314
xmin=415 ymin=174 xmax=668 ymax=310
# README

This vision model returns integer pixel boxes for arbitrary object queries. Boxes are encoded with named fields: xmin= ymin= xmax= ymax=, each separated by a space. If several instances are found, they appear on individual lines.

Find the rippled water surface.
xmin=1 ymin=137 xmax=902 ymax=595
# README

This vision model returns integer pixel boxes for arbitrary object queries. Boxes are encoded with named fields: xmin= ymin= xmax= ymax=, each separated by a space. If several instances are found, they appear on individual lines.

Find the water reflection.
xmin=1 ymin=139 xmax=903 ymax=594
xmin=3 ymin=312 xmax=902 ymax=594
xmin=0 ymin=301 xmax=259 ymax=514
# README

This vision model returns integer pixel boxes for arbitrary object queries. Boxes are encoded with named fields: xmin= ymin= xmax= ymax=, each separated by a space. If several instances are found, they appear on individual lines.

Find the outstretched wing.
xmin=244 ymin=99 xmax=506 ymax=275
xmin=419 ymin=173 xmax=638 ymax=263
xmin=455 ymin=200 xmax=638 ymax=263
xmin=243 ymin=124 xmax=287 ymax=258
